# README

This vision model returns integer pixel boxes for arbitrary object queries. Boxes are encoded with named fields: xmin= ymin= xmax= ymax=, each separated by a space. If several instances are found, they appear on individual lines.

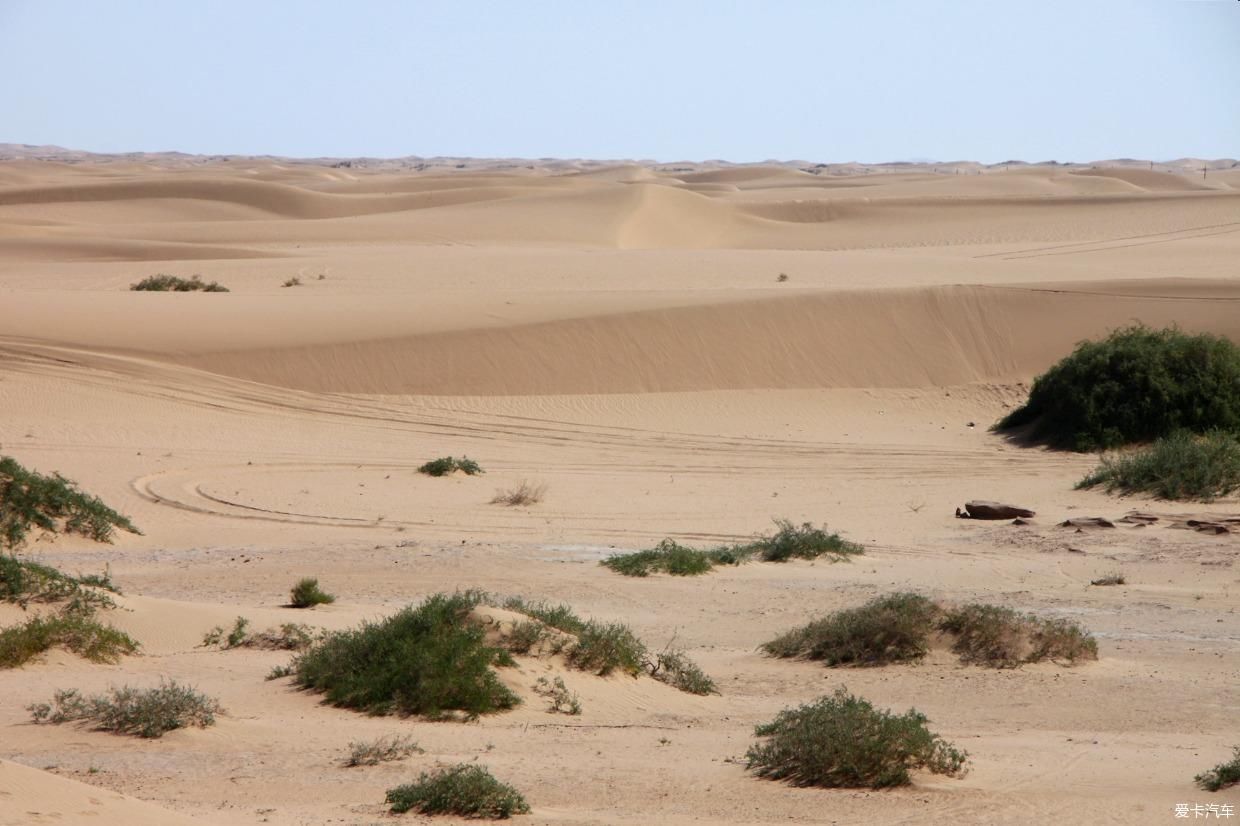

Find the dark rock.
xmin=958 ymin=501 xmax=1036 ymax=520
xmin=1060 ymin=517 xmax=1115 ymax=529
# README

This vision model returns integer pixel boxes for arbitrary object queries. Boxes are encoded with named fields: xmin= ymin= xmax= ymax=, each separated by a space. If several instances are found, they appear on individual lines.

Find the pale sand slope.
xmin=0 ymin=159 xmax=1237 ymax=825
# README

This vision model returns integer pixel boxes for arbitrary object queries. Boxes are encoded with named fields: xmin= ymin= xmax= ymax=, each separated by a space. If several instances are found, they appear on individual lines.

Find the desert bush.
xmin=386 ymin=764 xmax=530 ymax=818
xmin=0 ymin=612 xmax=138 ymax=668
xmin=281 ymin=277 xmax=302 ymax=288
xmin=292 ymin=592 xmax=518 ymax=718
xmin=1090 ymin=572 xmax=1126 ymax=587
xmin=646 ymin=648 xmax=718 ymax=695
xmin=29 ymin=680 xmax=219 ymax=738
xmin=290 ymin=577 xmax=335 ymax=608
xmin=565 ymin=621 xmax=647 ymax=677
xmin=1196 ymin=746 xmax=1240 ymax=792
xmin=1076 ymin=430 xmax=1240 ymax=501
xmin=490 ymin=480 xmax=546 ymax=506
xmin=130 ymin=274 xmax=228 ymax=292
xmin=996 ymin=326 xmax=1240 ymax=451
xmin=742 ymin=519 xmax=864 ymax=562
xmin=746 ymin=687 xmax=968 ymax=788
xmin=1 ymin=456 xmax=139 ymax=551
xmin=602 ymin=540 xmax=718 ymax=577
xmin=202 ymin=617 xmax=314 ymax=650
xmin=503 ymin=620 xmax=550 ymax=655
xmin=762 ymin=593 xmax=940 ymax=666
xmin=533 ymin=676 xmax=581 ymax=715
xmin=498 ymin=598 xmax=585 ymax=636
xmin=939 ymin=604 xmax=1098 ymax=667
xmin=0 ymin=556 xmax=118 ymax=609
xmin=345 ymin=734 xmax=423 ymax=767
xmin=417 ymin=456 xmax=484 ymax=477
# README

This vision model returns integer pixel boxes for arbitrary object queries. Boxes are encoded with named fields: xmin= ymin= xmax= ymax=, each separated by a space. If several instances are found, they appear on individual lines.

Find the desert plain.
xmin=0 ymin=149 xmax=1238 ymax=824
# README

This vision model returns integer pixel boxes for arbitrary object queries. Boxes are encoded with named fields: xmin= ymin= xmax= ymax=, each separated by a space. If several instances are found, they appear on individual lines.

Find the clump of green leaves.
xmin=763 ymin=592 xmax=940 ymax=666
xmin=0 ymin=612 xmax=138 ymax=668
xmin=1 ymin=556 xmax=118 ymax=609
xmin=1 ymin=457 xmax=139 ymax=551
xmin=289 ymin=577 xmax=335 ymax=608
xmin=1196 ymin=747 xmax=1240 ymax=792
xmin=747 ymin=688 xmax=968 ymax=788
xmin=996 ymin=326 xmax=1240 ymax=451
xmin=29 ymin=680 xmax=220 ymax=738
xmin=386 ymin=764 xmax=530 ymax=818
xmin=130 ymin=274 xmax=228 ymax=292
xmin=1077 ymin=430 xmax=1240 ymax=502
xmin=292 ymin=592 xmax=518 ymax=718
xmin=533 ymin=676 xmax=581 ymax=715
xmin=417 ymin=456 xmax=484 ymax=477
xmin=647 ymin=648 xmax=718 ymax=695
xmin=201 ymin=617 xmax=315 ymax=650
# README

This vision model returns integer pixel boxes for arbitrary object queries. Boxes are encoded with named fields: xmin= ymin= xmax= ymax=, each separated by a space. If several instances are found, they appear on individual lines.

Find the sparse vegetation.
xmin=291 ymin=592 xmax=519 ymax=718
xmin=602 ymin=521 xmax=863 ymax=578
xmin=1076 ymin=430 xmax=1240 ymax=502
xmin=1 ymin=456 xmax=139 ymax=551
xmin=289 ymin=577 xmax=335 ymax=608
xmin=201 ymin=617 xmax=315 ymax=650
xmin=29 ymin=680 xmax=220 ymax=738
xmin=762 ymin=592 xmax=940 ymax=666
xmin=1 ymin=555 xmax=118 ymax=609
xmin=764 ymin=593 xmax=1097 ymax=669
xmin=939 ymin=604 xmax=1098 ymax=668
xmin=130 ymin=274 xmax=228 ymax=292
xmin=647 ymin=648 xmax=718 ymax=695
xmin=386 ymin=764 xmax=530 ymax=818
xmin=345 ymin=734 xmax=423 ymax=767
xmin=1090 ymin=572 xmax=1126 ymax=587
xmin=533 ymin=676 xmax=581 ymax=715
xmin=417 ymin=456 xmax=484 ymax=477
xmin=0 ymin=612 xmax=138 ymax=668
xmin=281 ymin=277 xmax=302 ymax=287
xmin=746 ymin=687 xmax=968 ymax=788
xmin=995 ymin=326 xmax=1240 ymax=451
xmin=490 ymin=480 xmax=546 ymax=506
xmin=565 ymin=621 xmax=647 ymax=677
xmin=1196 ymin=746 xmax=1240 ymax=792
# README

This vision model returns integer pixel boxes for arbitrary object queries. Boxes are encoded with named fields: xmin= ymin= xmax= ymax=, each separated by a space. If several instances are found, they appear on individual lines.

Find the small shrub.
xmin=603 ymin=540 xmax=715 ymax=577
xmin=646 ymin=649 xmax=718 ymax=695
xmin=763 ymin=593 xmax=939 ymax=666
xmin=747 ymin=688 xmax=968 ymax=788
xmin=386 ymin=764 xmax=530 ymax=818
xmin=266 ymin=663 xmax=294 ymax=680
xmin=345 ymin=734 xmax=423 ymax=767
xmin=281 ymin=277 xmax=302 ymax=288
xmin=292 ymin=592 xmax=518 ymax=718
xmin=565 ymin=621 xmax=647 ymax=677
xmin=534 ymin=676 xmax=581 ymax=715
xmin=1 ymin=456 xmax=139 ymax=551
xmin=498 ymin=598 xmax=585 ymax=635
xmin=743 ymin=520 xmax=864 ymax=562
xmin=130 ymin=274 xmax=228 ymax=292
xmin=417 ymin=456 xmax=484 ymax=477
xmin=995 ymin=326 xmax=1240 ymax=451
xmin=0 ymin=613 xmax=138 ymax=668
xmin=504 ymin=620 xmax=550 ymax=654
xmin=0 ymin=556 xmax=117 ymax=609
xmin=203 ymin=617 xmax=314 ymax=650
xmin=290 ymin=578 xmax=335 ymax=608
xmin=29 ymin=680 xmax=219 ymax=738
xmin=1196 ymin=746 xmax=1240 ymax=792
xmin=1076 ymin=430 xmax=1240 ymax=502
xmin=1090 ymin=572 xmax=1126 ymax=587
xmin=939 ymin=604 xmax=1098 ymax=668
xmin=490 ymin=481 xmax=546 ymax=506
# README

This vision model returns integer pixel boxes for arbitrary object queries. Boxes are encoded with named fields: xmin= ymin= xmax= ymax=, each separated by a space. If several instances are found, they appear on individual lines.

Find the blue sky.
xmin=2 ymin=0 xmax=1237 ymax=163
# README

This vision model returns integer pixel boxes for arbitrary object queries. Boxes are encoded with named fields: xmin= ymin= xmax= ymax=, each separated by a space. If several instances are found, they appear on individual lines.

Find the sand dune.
xmin=1 ymin=154 xmax=1238 ymax=826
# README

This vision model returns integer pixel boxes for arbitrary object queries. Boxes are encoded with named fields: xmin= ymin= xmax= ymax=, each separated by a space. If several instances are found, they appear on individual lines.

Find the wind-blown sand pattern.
xmin=1 ymin=150 xmax=1238 ymax=824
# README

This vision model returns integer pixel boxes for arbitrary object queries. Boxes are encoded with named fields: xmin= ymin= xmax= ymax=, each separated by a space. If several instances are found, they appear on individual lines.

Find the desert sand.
xmin=1 ymin=150 xmax=1238 ymax=824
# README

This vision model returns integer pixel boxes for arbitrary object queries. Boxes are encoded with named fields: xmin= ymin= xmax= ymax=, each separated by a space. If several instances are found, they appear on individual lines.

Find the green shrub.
xmin=939 ymin=604 xmax=1098 ymax=668
xmin=289 ymin=578 xmax=335 ymax=608
xmin=386 ymin=764 xmax=530 ymax=818
xmin=743 ymin=520 xmax=864 ymax=562
xmin=1076 ymin=430 xmax=1240 ymax=501
xmin=533 ymin=676 xmax=581 ymax=715
xmin=130 ymin=274 xmax=228 ymax=292
xmin=503 ymin=620 xmax=550 ymax=654
xmin=417 ymin=456 xmax=484 ymax=477
xmin=29 ymin=680 xmax=219 ymax=738
xmin=292 ymin=592 xmax=518 ymax=718
xmin=762 ymin=593 xmax=939 ymax=666
xmin=647 ymin=649 xmax=718 ymax=695
xmin=202 ymin=617 xmax=314 ymax=650
xmin=0 ymin=612 xmax=138 ymax=668
xmin=345 ymin=734 xmax=423 ymax=767
xmin=0 ymin=556 xmax=117 ymax=609
xmin=566 ymin=621 xmax=647 ymax=677
xmin=1 ymin=457 xmax=139 ymax=551
xmin=1196 ymin=746 xmax=1240 ymax=792
xmin=498 ymin=597 xmax=586 ymax=635
xmin=746 ymin=688 xmax=968 ymax=788
xmin=602 ymin=540 xmax=727 ymax=577
xmin=1090 ymin=572 xmax=1126 ymax=587
xmin=996 ymin=326 xmax=1240 ymax=451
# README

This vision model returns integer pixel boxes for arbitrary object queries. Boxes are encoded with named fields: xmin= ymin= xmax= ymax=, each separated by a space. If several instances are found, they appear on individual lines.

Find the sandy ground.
xmin=1 ymin=156 xmax=1238 ymax=825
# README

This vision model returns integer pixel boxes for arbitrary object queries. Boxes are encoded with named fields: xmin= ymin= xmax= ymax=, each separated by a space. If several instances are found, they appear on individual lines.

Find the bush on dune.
xmin=1 ymin=555 xmax=118 ymax=609
xmin=0 ymin=612 xmax=139 ymax=668
xmin=995 ymin=326 xmax=1240 ymax=451
xmin=289 ymin=577 xmax=335 ymax=608
xmin=386 ymin=764 xmax=529 ymax=818
xmin=417 ymin=456 xmax=483 ymax=477
xmin=130 ymin=274 xmax=228 ymax=292
xmin=1196 ymin=746 xmax=1240 ymax=792
xmin=1076 ymin=430 xmax=1240 ymax=502
xmin=29 ymin=680 xmax=220 ymax=738
xmin=1 ymin=456 xmax=139 ymax=551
